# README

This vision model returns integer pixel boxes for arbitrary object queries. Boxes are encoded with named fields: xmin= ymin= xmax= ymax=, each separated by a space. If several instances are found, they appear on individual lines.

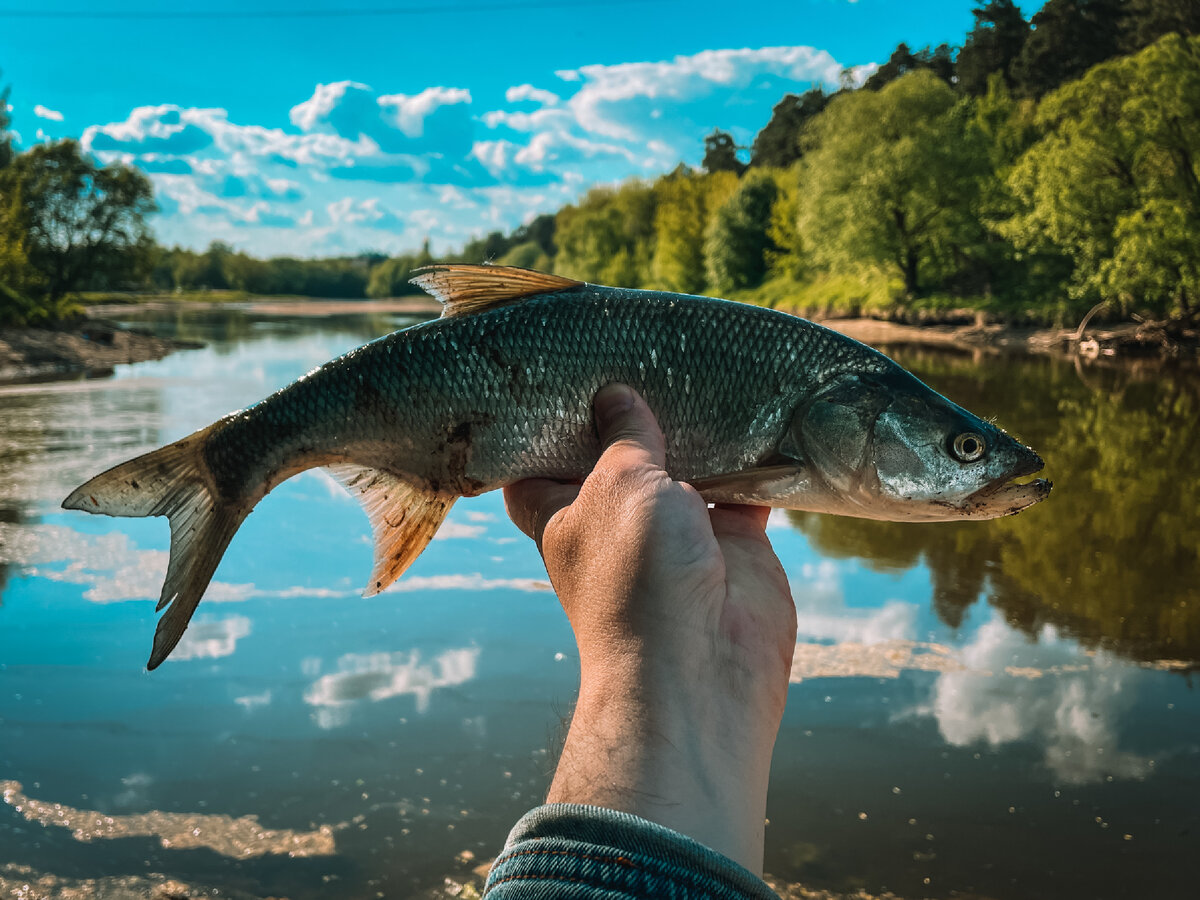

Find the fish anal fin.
xmin=328 ymin=465 xmax=456 ymax=596
xmin=689 ymin=464 xmax=811 ymax=506
xmin=409 ymin=264 xmax=582 ymax=318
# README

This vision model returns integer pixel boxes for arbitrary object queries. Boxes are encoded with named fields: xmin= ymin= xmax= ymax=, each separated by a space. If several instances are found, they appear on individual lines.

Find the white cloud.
xmin=73 ymin=43 xmax=859 ymax=254
xmin=288 ymin=80 xmax=372 ymax=132
xmin=33 ymin=104 xmax=63 ymax=122
xmin=505 ymin=84 xmax=561 ymax=107
xmin=378 ymin=86 xmax=471 ymax=138
xmin=561 ymin=45 xmax=846 ymax=142
xmin=326 ymin=196 xmax=403 ymax=229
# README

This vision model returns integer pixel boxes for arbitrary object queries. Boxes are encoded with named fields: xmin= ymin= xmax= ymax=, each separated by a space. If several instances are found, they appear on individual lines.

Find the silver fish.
xmin=64 ymin=265 xmax=1050 ymax=668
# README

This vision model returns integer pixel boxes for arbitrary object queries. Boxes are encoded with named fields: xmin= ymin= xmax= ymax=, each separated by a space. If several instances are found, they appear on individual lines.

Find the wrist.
xmin=546 ymin=664 xmax=778 ymax=872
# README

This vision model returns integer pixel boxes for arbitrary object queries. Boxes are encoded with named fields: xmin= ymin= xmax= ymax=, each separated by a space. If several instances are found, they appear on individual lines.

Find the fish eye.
xmin=951 ymin=432 xmax=987 ymax=463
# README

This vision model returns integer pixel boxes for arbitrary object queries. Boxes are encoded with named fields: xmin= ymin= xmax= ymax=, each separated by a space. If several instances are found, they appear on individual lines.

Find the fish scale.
xmin=63 ymin=265 xmax=1048 ymax=669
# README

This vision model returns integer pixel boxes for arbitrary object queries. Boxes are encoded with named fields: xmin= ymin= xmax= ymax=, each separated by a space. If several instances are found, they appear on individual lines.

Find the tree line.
xmin=411 ymin=0 xmax=1200 ymax=324
xmin=2 ymin=0 xmax=1197 ymax=326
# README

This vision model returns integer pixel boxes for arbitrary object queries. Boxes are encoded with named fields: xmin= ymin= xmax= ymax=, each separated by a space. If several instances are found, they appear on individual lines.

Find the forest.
xmin=1 ymin=0 xmax=1197 ymax=326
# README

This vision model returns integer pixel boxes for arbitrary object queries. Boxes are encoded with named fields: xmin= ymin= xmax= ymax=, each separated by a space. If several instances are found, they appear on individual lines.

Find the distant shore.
xmin=2 ymin=294 xmax=1195 ymax=386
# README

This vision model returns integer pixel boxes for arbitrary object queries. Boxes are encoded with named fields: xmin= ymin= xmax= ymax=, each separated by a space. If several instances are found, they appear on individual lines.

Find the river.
xmin=1 ymin=305 xmax=1197 ymax=899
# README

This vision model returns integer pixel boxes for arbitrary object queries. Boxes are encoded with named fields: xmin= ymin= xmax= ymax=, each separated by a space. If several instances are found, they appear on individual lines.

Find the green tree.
xmin=1003 ymin=34 xmax=1200 ymax=317
xmin=863 ymin=43 xmax=956 ymax=91
xmin=366 ymin=255 xmax=421 ymax=298
xmin=705 ymin=171 xmax=779 ymax=293
xmin=799 ymin=71 xmax=990 ymax=298
xmin=554 ymin=182 xmax=656 ymax=286
xmin=1121 ymin=0 xmax=1200 ymax=52
xmin=956 ymin=0 xmax=1031 ymax=96
xmin=509 ymin=213 xmax=556 ymax=260
xmin=749 ymin=88 xmax=829 ymax=169
xmin=702 ymin=130 xmax=746 ymax=175
xmin=496 ymin=240 xmax=551 ymax=272
xmin=650 ymin=168 xmax=708 ymax=294
xmin=4 ymin=139 xmax=155 ymax=302
xmin=1011 ymin=0 xmax=1124 ymax=98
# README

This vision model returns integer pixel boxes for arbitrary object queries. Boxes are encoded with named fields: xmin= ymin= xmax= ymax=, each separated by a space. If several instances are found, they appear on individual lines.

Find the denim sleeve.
xmin=483 ymin=803 xmax=781 ymax=900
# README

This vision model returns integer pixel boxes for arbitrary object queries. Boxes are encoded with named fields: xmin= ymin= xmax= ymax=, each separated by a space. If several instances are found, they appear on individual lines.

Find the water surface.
xmin=1 ymin=306 xmax=1197 ymax=899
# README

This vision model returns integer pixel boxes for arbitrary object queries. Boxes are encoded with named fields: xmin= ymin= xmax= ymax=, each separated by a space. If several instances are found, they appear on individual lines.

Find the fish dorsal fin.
xmin=410 ymin=264 xmax=582 ymax=318
xmin=327 ymin=465 xmax=456 ymax=596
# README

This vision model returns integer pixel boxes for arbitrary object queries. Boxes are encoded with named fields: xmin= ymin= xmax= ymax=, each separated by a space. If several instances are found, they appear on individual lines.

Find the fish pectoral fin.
xmin=327 ymin=465 xmax=457 ymax=596
xmin=409 ymin=264 xmax=582 ymax=318
xmin=689 ymin=464 xmax=810 ymax=506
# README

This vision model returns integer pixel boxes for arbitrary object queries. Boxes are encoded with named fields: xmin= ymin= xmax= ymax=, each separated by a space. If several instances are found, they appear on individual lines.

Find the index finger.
xmin=504 ymin=478 xmax=581 ymax=548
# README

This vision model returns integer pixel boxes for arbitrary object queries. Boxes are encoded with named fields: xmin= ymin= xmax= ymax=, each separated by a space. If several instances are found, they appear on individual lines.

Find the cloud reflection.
xmin=926 ymin=616 xmax=1151 ymax=785
xmin=787 ymin=560 xmax=1153 ymax=785
xmin=172 ymin=615 xmax=252 ymax=661
xmin=304 ymin=647 xmax=480 ymax=728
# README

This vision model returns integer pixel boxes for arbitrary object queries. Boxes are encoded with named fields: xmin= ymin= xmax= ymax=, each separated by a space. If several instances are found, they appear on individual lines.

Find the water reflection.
xmin=925 ymin=615 xmax=1151 ymax=785
xmin=1 ymin=309 xmax=1197 ymax=899
xmin=788 ymin=349 xmax=1200 ymax=664
xmin=304 ymin=647 xmax=481 ymax=727
xmin=173 ymin=615 xmax=253 ymax=661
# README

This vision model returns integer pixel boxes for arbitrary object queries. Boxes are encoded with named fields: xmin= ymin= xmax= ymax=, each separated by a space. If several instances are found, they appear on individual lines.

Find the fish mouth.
xmin=965 ymin=476 xmax=1053 ymax=517
xmin=958 ymin=444 xmax=1051 ymax=519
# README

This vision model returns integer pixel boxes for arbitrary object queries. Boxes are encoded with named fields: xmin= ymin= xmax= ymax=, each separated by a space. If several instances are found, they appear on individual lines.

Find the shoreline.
xmin=0 ymin=318 xmax=200 ymax=385
xmin=1 ymin=297 xmax=1195 ymax=387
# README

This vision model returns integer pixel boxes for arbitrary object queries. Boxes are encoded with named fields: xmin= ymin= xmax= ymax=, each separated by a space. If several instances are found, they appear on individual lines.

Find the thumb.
xmin=593 ymin=383 xmax=667 ymax=470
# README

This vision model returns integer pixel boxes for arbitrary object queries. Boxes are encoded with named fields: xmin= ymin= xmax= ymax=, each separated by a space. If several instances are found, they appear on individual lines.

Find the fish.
xmin=64 ymin=265 xmax=1050 ymax=669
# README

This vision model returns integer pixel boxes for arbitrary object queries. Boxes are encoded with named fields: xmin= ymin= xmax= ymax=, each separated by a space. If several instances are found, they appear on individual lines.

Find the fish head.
xmin=785 ymin=368 xmax=1050 ymax=522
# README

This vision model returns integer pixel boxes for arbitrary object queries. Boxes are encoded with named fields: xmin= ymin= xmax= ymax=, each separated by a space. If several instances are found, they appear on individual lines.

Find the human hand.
xmin=504 ymin=383 xmax=798 ymax=873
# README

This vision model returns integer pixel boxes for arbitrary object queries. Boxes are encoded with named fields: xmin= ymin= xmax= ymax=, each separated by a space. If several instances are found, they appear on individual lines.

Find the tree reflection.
xmin=786 ymin=349 xmax=1200 ymax=663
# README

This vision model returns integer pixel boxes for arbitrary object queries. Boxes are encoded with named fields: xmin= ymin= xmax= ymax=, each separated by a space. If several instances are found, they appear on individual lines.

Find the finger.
xmin=593 ymin=383 xmax=667 ymax=470
xmin=504 ymin=478 xmax=580 ymax=546
xmin=709 ymin=503 xmax=772 ymax=541
xmin=713 ymin=502 xmax=771 ymax=532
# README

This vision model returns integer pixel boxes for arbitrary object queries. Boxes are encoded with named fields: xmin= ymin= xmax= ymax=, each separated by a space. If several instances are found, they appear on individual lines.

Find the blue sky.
xmin=2 ymin=0 xmax=984 ymax=258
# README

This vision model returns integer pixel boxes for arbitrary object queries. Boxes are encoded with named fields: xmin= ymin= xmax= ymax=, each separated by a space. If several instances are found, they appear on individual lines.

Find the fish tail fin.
xmin=63 ymin=423 xmax=250 ymax=670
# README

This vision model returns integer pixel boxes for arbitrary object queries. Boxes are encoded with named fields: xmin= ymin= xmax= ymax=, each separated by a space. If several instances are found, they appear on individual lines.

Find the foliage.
xmin=705 ymin=170 xmax=779 ymax=293
xmin=701 ymin=130 xmax=745 ymax=175
xmin=496 ymin=240 xmax=551 ymax=272
xmin=1011 ymin=0 xmax=1125 ymax=98
xmin=1121 ymin=0 xmax=1200 ymax=51
xmin=554 ymin=182 xmax=656 ymax=286
xmin=863 ymin=43 xmax=956 ymax=91
xmin=365 ymin=242 xmax=434 ymax=298
xmin=956 ymin=0 xmax=1031 ymax=96
xmin=649 ymin=168 xmax=738 ymax=294
xmin=749 ymin=88 xmax=829 ymax=169
xmin=6 ymin=0 xmax=1200 ymax=328
xmin=1004 ymin=34 xmax=1200 ymax=317
xmin=1 ymin=139 xmax=155 ymax=306
xmin=799 ymin=72 xmax=990 ymax=298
